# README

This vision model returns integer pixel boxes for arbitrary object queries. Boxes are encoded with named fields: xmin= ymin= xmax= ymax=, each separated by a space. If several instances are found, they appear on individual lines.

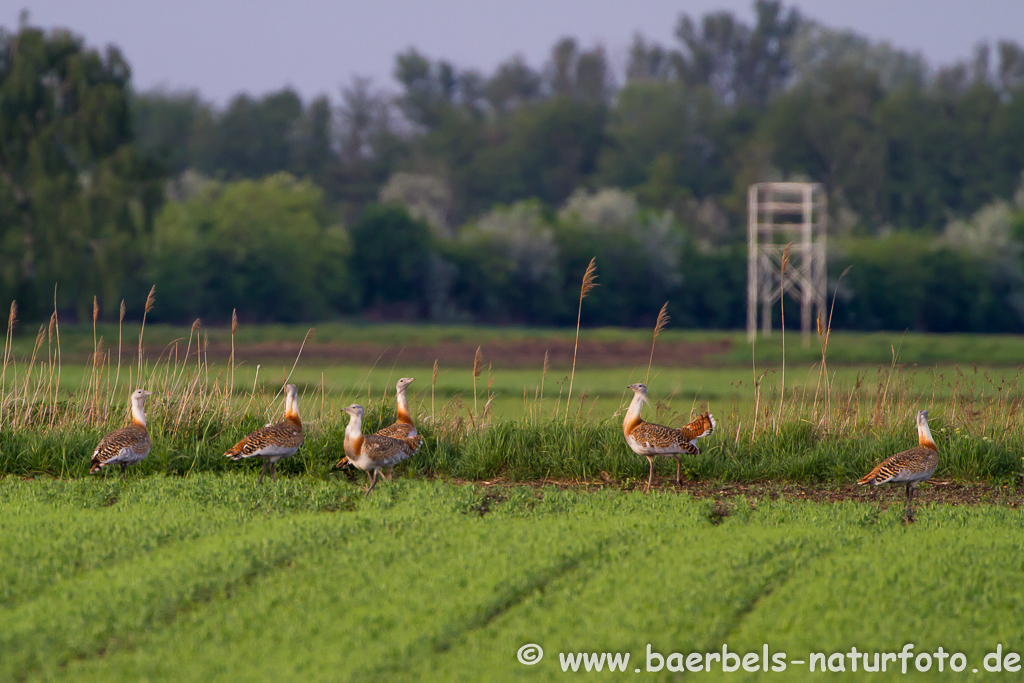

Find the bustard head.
xmin=626 ymin=383 xmax=651 ymax=408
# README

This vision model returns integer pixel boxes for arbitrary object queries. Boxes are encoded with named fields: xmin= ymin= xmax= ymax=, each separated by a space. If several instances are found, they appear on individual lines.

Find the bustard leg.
xmin=672 ymin=455 xmax=682 ymax=486
xmin=904 ymin=483 xmax=915 ymax=523
xmin=271 ymin=462 xmax=277 ymax=482
xmin=121 ymin=463 xmax=127 ymax=475
xmin=385 ymin=466 xmax=394 ymax=481
xmin=257 ymin=461 xmax=270 ymax=485
xmin=366 ymin=469 xmax=378 ymax=495
xmin=645 ymin=456 xmax=655 ymax=493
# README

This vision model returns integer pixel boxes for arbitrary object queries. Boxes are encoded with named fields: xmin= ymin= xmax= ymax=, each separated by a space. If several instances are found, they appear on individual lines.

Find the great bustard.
xmin=622 ymin=383 xmax=716 ymax=492
xmin=90 ymin=389 xmax=153 ymax=474
xmin=338 ymin=403 xmax=414 ymax=495
xmin=224 ymin=384 xmax=304 ymax=484
xmin=858 ymin=409 xmax=939 ymax=522
xmin=335 ymin=377 xmax=423 ymax=479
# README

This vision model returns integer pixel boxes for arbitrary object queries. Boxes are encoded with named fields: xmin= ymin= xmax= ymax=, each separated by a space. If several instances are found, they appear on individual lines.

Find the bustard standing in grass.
xmin=622 ymin=383 xmax=716 ymax=492
xmin=90 ymin=389 xmax=153 ymax=474
xmin=335 ymin=377 xmax=423 ymax=478
xmin=858 ymin=409 xmax=938 ymax=522
xmin=224 ymin=384 xmax=304 ymax=484
xmin=338 ymin=403 xmax=414 ymax=495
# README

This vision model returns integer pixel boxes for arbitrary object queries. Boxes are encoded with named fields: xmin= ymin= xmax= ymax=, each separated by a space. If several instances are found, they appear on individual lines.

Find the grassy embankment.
xmin=2 ymin=319 xmax=1023 ymax=483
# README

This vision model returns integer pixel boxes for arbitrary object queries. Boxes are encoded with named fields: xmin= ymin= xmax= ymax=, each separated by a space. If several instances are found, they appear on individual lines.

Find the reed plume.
xmin=566 ymin=257 xmax=597 ymax=424
xmin=472 ymin=346 xmax=483 ymax=417
xmin=646 ymin=301 xmax=670 ymax=386
xmin=138 ymin=285 xmax=156 ymax=381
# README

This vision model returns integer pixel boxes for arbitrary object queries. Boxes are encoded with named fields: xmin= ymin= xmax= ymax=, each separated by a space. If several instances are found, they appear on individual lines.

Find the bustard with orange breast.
xmin=225 ymin=384 xmax=304 ymax=484
xmin=376 ymin=377 xmax=423 ymax=448
xmin=858 ymin=409 xmax=938 ymax=522
xmin=622 ymin=383 xmax=716 ymax=492
xmin=90 ymin=389 xmax=153 ymax=474
xmin=338 ymin=403 xmax=414 ymax=494
xmin=335 ymin=377 xmax=423 ymax=478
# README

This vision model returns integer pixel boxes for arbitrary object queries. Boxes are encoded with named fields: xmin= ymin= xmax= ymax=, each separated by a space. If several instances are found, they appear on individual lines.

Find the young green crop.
xmin=3 ymin=477 xmax=1024 ymax=681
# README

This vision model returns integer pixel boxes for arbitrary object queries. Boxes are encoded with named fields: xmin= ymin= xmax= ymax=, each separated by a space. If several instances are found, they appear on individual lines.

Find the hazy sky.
xmin=6 ymin=1 xmax=1024 ymax=104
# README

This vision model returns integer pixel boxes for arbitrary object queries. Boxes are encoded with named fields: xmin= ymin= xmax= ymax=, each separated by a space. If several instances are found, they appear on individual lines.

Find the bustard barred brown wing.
xmin=224 ymin=419 xmax=304 ymax=460
xmin=857 ymin=446 xmax=938 ymax=485
xmin=361 ymin=434 xmax=415 ymax=466
xmin=375 ymin=421 xmax=423 ymax=452
xmin=629 ymin=422 xmax=701 ymax=454
xmin=90 ymin=424 xmax=151 ymax=473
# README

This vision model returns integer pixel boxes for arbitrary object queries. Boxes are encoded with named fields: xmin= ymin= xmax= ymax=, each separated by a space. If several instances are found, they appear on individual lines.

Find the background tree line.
xmin=3 ymin=3 xmax=1024 ymax=330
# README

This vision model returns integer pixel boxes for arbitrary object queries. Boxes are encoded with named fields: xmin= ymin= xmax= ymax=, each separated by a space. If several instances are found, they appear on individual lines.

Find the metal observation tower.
xmin=746 ymin=182 xmax=827 ymax=343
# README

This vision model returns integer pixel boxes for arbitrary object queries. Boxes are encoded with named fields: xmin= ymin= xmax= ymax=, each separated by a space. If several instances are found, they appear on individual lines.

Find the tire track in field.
xmin=0 ymin=513 xmax=375 ymax=682
xmin=0 ymin=509 xmax=239 ymax=612
xmin=348 ymin=527 xmax=632 ymax=683
xmin=694 ymin=529 xmax=859 ymax=664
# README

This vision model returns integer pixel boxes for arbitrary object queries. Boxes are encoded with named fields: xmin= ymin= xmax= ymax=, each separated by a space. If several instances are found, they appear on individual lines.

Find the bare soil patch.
xmin=451 ymin=476 xmax=1024 ymax=508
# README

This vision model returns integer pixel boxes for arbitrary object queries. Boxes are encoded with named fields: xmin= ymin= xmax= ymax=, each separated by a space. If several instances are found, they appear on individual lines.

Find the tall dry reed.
xmin=566 ymin=257 xmax=597 ymax=424
xmin=646 ymin=302 xmax=669 ymax=386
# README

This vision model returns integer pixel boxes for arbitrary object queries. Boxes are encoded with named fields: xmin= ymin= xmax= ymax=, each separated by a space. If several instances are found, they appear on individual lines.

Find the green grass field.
xmin=2 ymin=475 xmax=1023 ymax=681
xmin=5 ymin=324 xmax=1024 ymax=680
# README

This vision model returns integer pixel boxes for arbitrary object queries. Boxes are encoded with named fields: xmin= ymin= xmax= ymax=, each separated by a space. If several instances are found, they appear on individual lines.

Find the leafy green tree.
xmin=759 ymin=64 xmax=887 ymax=226
xmin=201 ymin=89 xmax=304 ymax=179
xmin=148 ymin=173 xmax=351 ymax=322
xmin=598 ymin=80 xmax=727 ymax=205
xmin=556 ymin=188 xmax=684 ymax=326
xmin=626 ymin=34 xmax=676 ymax=82
xmin=131 ymin=89 xmax=216 ymax=175
xmin=484 ymin=56 xmax=542 ymax=114
xmin=464 ymin=96 xmax=606 ymax=214
xmin=331 ymin=76 xmax=404 ymax=217
xmin=789 ymin=20 xmax=927 ymax=92
xmin=445 ymin=201 xmax=563 ymax=323
xmin=348 ymin=204 xmax=432 ymax=315
xmin=0 ymin=20 xmax=164 ymax=319
xmin=674 ymin=0 xmax=801 ymax=108
xmin=289 ymin=94 xmax=333 ymax=186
